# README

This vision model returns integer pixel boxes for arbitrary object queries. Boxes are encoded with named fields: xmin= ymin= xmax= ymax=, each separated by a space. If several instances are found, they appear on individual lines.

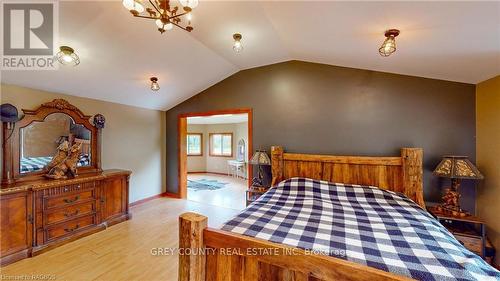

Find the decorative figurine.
xmin=45 ymin=143 xmax=82 ymax=180
xmin=45 ymin=141 xmax=70 ymax=172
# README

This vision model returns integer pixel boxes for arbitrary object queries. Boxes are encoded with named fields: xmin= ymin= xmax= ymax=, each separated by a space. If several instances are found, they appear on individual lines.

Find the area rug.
xmin=187 ymin=179 xmax=228 ymax=191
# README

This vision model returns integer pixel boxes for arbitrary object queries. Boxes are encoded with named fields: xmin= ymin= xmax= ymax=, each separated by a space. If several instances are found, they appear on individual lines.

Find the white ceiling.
xmin=1 ymin=1 xmax=499 ymax=111
xmin=187 ymin=113 xmax=248 ymax=124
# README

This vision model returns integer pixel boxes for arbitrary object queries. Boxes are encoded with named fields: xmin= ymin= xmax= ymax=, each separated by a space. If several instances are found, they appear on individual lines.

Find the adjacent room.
xmin=0 ymin=1 xmax=499 ymax=280
xmin=186 ymin=113 xmax=249 ymax=210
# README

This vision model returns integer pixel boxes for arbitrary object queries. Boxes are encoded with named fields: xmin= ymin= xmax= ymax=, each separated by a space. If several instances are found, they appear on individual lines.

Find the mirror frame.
xmin=2 ymin=99 xmax=103 ymax=185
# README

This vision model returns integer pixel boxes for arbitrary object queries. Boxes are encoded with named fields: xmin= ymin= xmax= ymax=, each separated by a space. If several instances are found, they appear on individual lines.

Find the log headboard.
xmin=270 ymin=146 xmax=424 ymax=207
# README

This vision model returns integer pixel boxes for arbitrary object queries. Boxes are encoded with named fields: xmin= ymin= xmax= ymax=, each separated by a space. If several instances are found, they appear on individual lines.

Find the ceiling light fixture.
xmin=150 ymin=77 xmax=160 ymax=91
xmin=379 ymin=29 xmax=400 ymax=57
xmin=123 ymin=0 xmax=195 ymax=34
xmin=56 ymin=46 xmax=80 ymax=66
xmin=233 ymin=33 xmax=243 ymax=53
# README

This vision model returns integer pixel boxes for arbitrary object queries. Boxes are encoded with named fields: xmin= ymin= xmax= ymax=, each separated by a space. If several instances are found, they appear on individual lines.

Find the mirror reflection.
xmin=20 ymin=113 xmax=92 ymax=174
xmin=237 ymin=139 xmax=245 ymax=161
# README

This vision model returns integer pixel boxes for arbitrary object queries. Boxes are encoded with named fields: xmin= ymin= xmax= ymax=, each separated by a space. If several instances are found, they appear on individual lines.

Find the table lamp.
xmin=249 ymin=150 xmax=271 ymax=187
xmin=433 ymin=156 xmax=483 ymax=217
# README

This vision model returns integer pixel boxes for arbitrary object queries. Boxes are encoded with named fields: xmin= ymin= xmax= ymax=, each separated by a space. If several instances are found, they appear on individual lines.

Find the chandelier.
xmin=122 ymin=0 xmax=198 ymax=34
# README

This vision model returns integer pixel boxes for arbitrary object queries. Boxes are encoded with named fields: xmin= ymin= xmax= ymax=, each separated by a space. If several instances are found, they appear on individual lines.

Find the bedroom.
xmin=0 ymin=1 xmax=499 ymax=280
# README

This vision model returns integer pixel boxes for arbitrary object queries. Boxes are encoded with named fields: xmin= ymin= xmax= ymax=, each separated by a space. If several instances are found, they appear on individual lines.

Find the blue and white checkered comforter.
xmin=222 ymin=178 xmax=500 ymax=281
xmin=21 ymin=154 xmax=91 ymax=173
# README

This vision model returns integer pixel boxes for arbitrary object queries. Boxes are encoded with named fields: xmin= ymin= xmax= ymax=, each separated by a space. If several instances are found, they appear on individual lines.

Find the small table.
xmin=246 ymin=186 xmax=269 ymax=206
xmin=227 ymin=160 xmax=246 ymax=179
xmin=427 ymin=206 xmax=486 ymax=258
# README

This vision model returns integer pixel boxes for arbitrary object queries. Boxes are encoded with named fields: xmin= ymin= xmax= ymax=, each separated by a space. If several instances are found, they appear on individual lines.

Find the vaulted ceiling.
xmin=1 ymin=1 xmax=499 ymax=110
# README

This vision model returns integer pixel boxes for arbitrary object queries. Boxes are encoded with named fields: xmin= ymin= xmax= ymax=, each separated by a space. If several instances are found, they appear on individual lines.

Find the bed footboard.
xmin=178 ymin=212 xmax=411 ymax=281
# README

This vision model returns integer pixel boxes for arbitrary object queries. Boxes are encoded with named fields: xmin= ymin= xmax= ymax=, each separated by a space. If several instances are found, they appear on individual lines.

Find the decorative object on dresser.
xmin=433 ymin=155 xmax=484 ymax=217
xmin=0 ymin=103 xmax=19 ymax=131
xmin=249 ymin=149 xmax=271 ymax=187
xmin=0 ymin=99 xmax=131 ymax=266
xmin=0 ymin=103 xmax=20 ymax=123
xmin=45 ymin=143 xmax=82 ymax=179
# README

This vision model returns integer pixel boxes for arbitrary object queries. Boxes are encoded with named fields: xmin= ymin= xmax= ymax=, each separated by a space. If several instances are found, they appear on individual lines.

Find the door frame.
xmin=178 ymin=108 xmax=253 ymax=199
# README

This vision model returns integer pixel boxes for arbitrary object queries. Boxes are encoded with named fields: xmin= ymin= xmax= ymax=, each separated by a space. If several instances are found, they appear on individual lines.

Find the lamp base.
xmin=251 ymin=177 xmax=264 ymax=187
xmin=437 ymin=179 xmax=468 ymax=218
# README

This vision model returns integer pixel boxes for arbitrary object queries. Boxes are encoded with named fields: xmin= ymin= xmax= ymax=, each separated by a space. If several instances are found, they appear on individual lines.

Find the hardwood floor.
xmin=0 ymin=198 xmax=240 ymax=281
xmin=187 ymin=173 xmax=247 ymax=210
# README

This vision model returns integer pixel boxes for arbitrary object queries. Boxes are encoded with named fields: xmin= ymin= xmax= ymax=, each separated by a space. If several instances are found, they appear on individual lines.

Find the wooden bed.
xmin=179 ymin=146 xmax=423 ymax=281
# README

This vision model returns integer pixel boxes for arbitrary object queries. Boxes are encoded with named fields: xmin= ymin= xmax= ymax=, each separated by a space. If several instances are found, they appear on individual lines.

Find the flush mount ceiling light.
xmin=56 ymin=46 xmax=80 ymax=66
xmin=150 ymin=77 xmax=160 ymax=91
xmin=122 ymin=0 xmax=196 ymax=34
xmin=233 ymin=33 xmax=243 ymax=53
xmin=379 ymin=29 xmax=400 ymax=57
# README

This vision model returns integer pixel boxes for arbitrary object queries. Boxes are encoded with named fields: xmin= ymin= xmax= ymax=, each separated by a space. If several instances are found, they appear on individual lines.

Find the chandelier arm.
xmin=168 ymin=11 xmax=189 ymax=19
xmin=133 ymin=15 xmax=159 ymax=20
xmin=170 ymin=21 xmax=190 ymax=31
xmin=148 ymin=0 xmax=162 ymax=15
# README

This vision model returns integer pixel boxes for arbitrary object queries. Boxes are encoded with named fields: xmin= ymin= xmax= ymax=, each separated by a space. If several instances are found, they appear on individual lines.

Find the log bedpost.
xmin=179 ymin=212 xmax=207 ymax=281
xmin=401 ymin=148 xmax=424 ymax=208
xmin=271 ymin=146 xmax=284 ymax=186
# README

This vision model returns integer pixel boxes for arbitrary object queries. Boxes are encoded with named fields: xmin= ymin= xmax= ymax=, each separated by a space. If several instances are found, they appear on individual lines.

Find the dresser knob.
xmin=64 ymin=224 xmax=80 ymax=232
xmin=63 ymin=196 xmax=79 ymax=204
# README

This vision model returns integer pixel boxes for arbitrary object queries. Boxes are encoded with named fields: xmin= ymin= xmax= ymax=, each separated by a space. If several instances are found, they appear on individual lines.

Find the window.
xmin=209 ymin=133 xmax=233 ymax=157
xmin=187 ymin=133 xmax=203 ymax=156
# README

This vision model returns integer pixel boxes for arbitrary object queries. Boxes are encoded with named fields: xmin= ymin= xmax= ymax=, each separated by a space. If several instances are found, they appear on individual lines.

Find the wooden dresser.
xmin=0 ymin=170 xmax=131 ymax=265
xmin=1 ymin=99 xmax=132 ymax=266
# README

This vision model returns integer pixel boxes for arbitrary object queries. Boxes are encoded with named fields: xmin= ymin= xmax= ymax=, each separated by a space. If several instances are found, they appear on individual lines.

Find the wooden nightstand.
xmin=428 ymin=206 xmax=486 ymax=258
xmin=245 ymin=186 xmax=269 ymax=206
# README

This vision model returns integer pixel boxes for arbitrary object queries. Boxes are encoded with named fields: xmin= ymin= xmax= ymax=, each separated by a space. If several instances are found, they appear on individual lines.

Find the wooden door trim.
xmin=177 ymin=108 xmax=253 ymax=199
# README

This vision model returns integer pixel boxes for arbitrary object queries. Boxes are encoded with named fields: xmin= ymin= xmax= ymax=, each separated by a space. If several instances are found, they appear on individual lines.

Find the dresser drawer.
xmin=45 ymin=190 xmax=95 ymax=209
xmin=46 ymin=215 xmax=96 ymax=241
xmin=45 ymin=202 xmax=96 ymax=226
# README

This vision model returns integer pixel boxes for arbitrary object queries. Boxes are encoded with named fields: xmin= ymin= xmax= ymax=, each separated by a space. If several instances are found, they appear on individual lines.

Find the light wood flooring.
xmin=0 ymin=198 xmax=241 ymax=281
xmin=187 ymin=173 xmax=247 ymax=210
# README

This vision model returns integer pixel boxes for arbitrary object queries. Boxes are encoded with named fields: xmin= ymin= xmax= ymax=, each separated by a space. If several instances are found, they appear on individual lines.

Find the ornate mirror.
xmin=20 ymin=113 xmax=92 ymax=174
xmin=2 ymin=99 xmax=103 ymax=185
xmin=236 ymin=139 xmax=245 ymax=161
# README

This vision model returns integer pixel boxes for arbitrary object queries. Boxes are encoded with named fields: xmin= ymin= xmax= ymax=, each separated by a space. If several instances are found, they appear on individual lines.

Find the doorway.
xmin=178 ymin=109 xmax=252 ymax=209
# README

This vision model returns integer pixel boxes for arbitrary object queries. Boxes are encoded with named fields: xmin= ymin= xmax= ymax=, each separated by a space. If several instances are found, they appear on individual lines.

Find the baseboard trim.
xmin=164 ymin=192 xmax=181 ymax=199
xmin=188 ymin=171 xmax=248 ymax=179
xmin=129 ymin=192 xmax=171 ymax=207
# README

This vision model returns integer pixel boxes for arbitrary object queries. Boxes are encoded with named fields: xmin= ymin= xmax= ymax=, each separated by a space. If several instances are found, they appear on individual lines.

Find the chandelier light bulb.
xmin=165 ymin=23 xmax=173 ymax=30
xmin=122 ymin=0 xmax=144 ymax=13
xmin=155 ymin=19 xmax=163 ymax=28
xmin=379 ymin=29 xmax=400 ymax=57
xmin=150 ymin=77 xmax=160 ymax=91
xmin=180 ymin=0 xmax=198 ymax=9
xmin=233 ymin=33 xmax=243 ymax=53
xmin=187 ymin=12 xmax=192 ymax=21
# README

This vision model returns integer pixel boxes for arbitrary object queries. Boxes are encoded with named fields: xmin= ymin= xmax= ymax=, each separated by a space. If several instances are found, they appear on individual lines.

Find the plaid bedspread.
xmin=222 ymin=178 xmax=500 ymax=281
xmin=21 ymin=155 xmax=91 ymax=173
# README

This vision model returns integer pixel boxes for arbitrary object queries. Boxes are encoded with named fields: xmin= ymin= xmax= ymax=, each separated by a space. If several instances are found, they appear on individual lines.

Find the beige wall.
xmin=0 ymin=84 xmax=166 ymax=203
xmin=187 ymin=122 xmax=248 ymax=177
xmin=476 ymin=75 xmax=500 ymax=265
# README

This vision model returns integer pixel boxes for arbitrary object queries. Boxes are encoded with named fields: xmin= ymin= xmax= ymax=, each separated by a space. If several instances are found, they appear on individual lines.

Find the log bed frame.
xmin=179 ymin=146 xmax=423 ymax=281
